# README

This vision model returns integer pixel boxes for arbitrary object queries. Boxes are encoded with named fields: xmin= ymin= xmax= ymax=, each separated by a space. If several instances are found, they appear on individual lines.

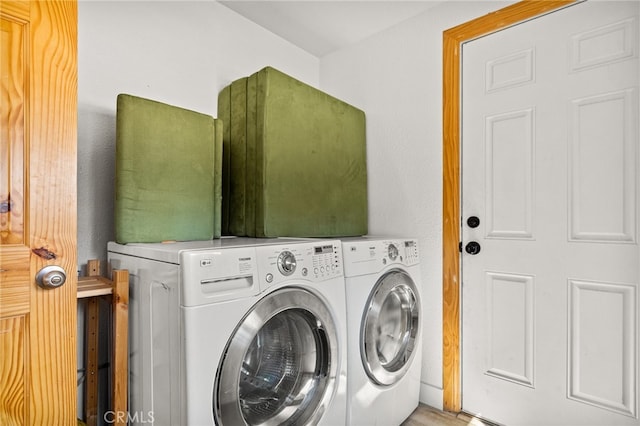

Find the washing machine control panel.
xmin=257 ymin=241 xmax=343 ymax=287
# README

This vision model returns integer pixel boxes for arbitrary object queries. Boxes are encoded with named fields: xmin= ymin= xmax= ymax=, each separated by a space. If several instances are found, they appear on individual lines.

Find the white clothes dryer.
xmin=107 ymin=237 xmax=348 ymax=426
xmin=341 ymin=237 xmax=422 ymax=426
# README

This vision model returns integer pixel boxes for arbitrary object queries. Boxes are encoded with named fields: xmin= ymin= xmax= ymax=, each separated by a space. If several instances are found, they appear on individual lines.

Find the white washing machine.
xmin=341 ymin=237 xmax=422 ymax=426
xmin=107 ymin=237 xmax=348 ymax=425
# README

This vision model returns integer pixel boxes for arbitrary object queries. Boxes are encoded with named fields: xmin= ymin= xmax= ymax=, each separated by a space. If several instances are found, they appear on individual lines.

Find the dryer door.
xmin=361 ymin=269 xmax=420 ymax=386
xmin=214 ymin=287 xmax=338 ymax=426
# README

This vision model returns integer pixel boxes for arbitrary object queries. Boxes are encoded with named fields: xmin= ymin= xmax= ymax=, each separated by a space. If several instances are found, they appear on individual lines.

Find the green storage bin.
xmin=220 ymin=66 xmax=368 ymax=237
xmin=115 ymin=94 xmax=222 ymax=243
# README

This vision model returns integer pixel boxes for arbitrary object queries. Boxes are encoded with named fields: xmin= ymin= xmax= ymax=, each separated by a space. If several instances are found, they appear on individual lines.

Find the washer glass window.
xmin=215 ymin=288 xmax=338 ymax=426
xmin=361 ymin=270 xmax=420 ymax=386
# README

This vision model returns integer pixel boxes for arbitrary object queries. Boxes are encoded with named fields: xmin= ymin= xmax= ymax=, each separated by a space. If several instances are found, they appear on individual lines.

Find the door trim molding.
xmin=442 ymin=0 xmax=577 ymax=412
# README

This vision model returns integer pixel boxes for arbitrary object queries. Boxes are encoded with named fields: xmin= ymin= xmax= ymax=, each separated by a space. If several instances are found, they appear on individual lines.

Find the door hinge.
xmin=458 ymin=241 xmax=462 ymax=253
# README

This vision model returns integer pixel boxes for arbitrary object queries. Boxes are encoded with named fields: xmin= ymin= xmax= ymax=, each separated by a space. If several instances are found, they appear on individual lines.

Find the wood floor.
xmin=401 ymin=404 xmax=494 ymax=426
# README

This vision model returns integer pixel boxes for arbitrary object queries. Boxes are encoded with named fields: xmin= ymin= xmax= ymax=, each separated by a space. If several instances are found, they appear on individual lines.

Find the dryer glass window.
xmin=361 ymin=270 xmax=420 ymax=386
xmin=377 ymin=285 xmax=414 ymax=370
xmin=215 ymin=288 xmax=338 ymax=426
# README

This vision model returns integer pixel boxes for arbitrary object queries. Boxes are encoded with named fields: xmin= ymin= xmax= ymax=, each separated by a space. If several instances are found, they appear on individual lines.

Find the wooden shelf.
xmin=78 ymin=259 xmax=129 ymax=426
xmin=77 ymin=276 xmax=114 ymax=298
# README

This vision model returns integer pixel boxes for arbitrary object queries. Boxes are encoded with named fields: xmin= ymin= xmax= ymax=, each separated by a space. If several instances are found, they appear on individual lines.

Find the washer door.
xmin=361 ymin=269 xmax=420 ymax=386
xmin=214 ymin=287 xmax=338 ymax=426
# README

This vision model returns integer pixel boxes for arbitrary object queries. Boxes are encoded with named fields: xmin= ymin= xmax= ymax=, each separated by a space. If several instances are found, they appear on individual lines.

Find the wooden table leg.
xmin=84 ymin=297 xmax=99 ymax=426
xmin=111 ymin=270 xmax=129 ymax=426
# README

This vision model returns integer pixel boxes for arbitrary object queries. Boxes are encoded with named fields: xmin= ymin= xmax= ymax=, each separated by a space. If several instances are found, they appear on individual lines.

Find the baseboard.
xmin=419 ymin=382 xmax=443 ymax=410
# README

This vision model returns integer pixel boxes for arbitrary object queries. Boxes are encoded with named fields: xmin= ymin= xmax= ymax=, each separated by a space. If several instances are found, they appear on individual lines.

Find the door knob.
xmin=36 ymin=265 xmax=67 ymax=289
xmin=465 ymin=241 xmax=481 ymax=255
xmin=467 ymin=216 xmax=480 ymax=228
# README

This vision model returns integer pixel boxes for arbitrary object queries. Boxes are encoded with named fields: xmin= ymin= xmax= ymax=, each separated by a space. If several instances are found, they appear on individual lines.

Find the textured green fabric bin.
xmin=115 ymin=94 xmax=222 ymax=243
xmin=212 ymin=118 xmax=223 ymax=238
xmin=219 ymin=78 xmax=250 ymax=236
xmin=220 ymin=66 xmax=367 ymax=237
xmin=218 ymin=85 xmax=231 ymax=236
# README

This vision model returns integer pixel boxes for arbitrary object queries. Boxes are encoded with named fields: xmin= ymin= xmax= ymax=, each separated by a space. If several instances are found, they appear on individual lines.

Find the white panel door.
xmin=461 ymin=1 xmax=639 ymax=425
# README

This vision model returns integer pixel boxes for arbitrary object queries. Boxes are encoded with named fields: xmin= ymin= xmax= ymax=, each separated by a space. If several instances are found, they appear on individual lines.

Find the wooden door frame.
xmin=441 ymin=0 xmax=578 ymax=412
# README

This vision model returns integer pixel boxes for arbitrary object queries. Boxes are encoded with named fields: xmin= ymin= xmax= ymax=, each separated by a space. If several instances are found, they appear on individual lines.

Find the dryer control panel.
xmin=342 ymin=238 xmax=420 ymax=277
xmin=403 ymin=240 xmax=420 ymax=265
xmin=256 ymin=241 xmax=343 ymax=288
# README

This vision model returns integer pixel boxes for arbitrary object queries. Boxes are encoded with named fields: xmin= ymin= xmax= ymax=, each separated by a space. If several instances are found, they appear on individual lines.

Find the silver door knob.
xmin=36 ymin=265 xmax=67 ymax=289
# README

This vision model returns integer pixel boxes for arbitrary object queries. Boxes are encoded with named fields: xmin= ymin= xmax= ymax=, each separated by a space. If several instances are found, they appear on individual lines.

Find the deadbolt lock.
xmin=36 ymin=265 xmax=67 ymax=289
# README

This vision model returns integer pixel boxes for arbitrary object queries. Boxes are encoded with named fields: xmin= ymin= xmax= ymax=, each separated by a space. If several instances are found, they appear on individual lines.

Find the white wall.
xmin=78 ymin=0 xmax=319 ymax=272
xmin=319 ymin=0 xmax=514 ymax=408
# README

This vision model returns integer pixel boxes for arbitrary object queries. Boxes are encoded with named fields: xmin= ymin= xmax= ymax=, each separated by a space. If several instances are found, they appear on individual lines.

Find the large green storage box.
xmin=218 ymin=66 xmax=367 ymax=237
xmin=115 ymin=94 xmax=222 ymax=243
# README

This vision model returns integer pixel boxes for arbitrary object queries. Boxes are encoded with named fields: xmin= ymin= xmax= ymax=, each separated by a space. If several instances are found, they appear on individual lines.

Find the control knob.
xmin=277 ymin=251 xmax=297 ymax=276
xmin=388 ymin=243 xmax=399 ymax=261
